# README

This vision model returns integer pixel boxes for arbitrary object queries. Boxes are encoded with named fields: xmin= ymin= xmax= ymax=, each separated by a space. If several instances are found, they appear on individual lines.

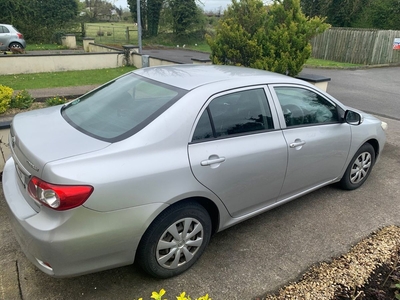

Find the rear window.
xmin=62 ymin=73 xmax=187 ymax=142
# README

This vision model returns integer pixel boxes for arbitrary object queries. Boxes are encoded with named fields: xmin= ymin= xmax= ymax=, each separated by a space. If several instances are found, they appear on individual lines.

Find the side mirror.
xmin=344 ymin=110 xmax=363 ymax=125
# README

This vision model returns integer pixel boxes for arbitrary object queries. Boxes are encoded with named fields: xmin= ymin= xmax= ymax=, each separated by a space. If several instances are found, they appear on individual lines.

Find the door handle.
xmin=289 ymin=140 xmax=306 ymax=148
xmin=201 ymin=156 xmax=226 ymax=166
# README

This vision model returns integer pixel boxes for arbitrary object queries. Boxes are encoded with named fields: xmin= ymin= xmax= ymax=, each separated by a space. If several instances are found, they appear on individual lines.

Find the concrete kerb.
xmin=0 ymin=260 xmax=21 ymax=300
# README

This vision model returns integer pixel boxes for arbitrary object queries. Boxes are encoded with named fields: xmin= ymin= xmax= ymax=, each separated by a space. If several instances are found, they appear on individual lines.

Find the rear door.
xmin=188 ymin=87 xmax=288 ymax=217
xmin=270 ymin=85 xmax=352 ymax=200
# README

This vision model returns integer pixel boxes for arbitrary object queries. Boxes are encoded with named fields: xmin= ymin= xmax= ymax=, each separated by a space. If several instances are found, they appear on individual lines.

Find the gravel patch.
xmin=263 ymin=226 xmax=400 ymax=300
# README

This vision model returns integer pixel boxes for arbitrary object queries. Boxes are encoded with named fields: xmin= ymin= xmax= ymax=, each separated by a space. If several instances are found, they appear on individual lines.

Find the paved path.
xmin=26 ymin=85 xmax=99 ymax=100
xmin=142 ymin=48 xmax=210 ymax=64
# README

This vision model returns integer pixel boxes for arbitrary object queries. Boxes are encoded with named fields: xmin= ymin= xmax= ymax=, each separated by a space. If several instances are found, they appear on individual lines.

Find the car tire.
xmin=136 ymin=201 xmax=212 ymax=278
xmin=9 ymin=42 xmax=23 ymax=49
xmin=340 ymin=143 xmax=375 ymax=190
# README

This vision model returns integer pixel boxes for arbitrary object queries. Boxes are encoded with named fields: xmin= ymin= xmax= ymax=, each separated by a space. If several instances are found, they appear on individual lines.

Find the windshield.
xmin=62 ymin=73 xmax=187 ymax=142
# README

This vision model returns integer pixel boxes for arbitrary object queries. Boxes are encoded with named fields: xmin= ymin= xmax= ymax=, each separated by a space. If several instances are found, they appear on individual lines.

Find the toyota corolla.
xmin=3 ymin=65 xmax=387 ymax=278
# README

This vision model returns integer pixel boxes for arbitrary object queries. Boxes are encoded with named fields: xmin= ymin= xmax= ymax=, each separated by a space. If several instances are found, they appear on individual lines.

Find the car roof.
xmin=134 ymin=64 xmax=304 ymax=90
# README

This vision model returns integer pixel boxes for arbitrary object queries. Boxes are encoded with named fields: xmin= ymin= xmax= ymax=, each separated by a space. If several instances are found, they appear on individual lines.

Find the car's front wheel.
xmin=340 ymin=143 xmax=375 ymax=190
xmin=136 ymin=201 xmax=212 ymax=278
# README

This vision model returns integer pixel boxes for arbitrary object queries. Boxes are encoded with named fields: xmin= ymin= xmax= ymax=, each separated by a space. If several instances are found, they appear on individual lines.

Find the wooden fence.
xmin=311 ymin=28 xmax=400 ymax=65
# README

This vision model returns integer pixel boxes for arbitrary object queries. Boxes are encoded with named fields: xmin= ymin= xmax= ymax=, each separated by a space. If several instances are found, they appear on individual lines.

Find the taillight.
xmin=17 ymin=33 xmax=23 ymax=39
xmin=28 ymin=177 xmax=93 ymax=211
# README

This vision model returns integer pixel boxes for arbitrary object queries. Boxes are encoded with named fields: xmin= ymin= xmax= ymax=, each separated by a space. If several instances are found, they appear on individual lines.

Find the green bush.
xmin=0 ymin=85 xmax=14 ymax=114
xmin=46 ymin=96 xmax=68 ymax=107
xmin=10 ymin=90 xmax=34 ymax=109
xmin=207 ymin=0 xmax=330 ymax=76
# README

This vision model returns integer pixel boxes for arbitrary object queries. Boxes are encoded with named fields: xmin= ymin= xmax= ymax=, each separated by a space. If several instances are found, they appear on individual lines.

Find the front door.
xmin=270 ymin=85 xmax=351 ymax=200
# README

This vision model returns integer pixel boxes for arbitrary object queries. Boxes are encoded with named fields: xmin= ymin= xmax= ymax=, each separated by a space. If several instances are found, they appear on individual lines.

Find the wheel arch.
xmin=365 ymin=138 xmax=380 ymax=162
xmin=162 ymin=197 xmax=220 ymax=235
xmin=141 ymin=196 xmax=220 ymax=242
xmin=186 ymin=196 xmax=220 ymax=235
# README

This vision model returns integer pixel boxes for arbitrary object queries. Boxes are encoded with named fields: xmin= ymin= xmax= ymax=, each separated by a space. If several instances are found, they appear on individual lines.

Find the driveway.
xmin=302 ymin=66 xmax=400 ymax=121
xmin=1 ymin=67 xmax=400 ymax=300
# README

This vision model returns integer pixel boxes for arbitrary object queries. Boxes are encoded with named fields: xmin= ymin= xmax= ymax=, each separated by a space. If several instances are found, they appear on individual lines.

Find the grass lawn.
xmin=3 ymin=34 xmax=361 ymax=92
xmin=0 ymin=58 xmax=360 ymax=91
xmin=26 ymin=43 xmax=70 ymax=51
xmin=143 ymin=33 xmax=211 ymax=52
xmin=1 ymin=66 xmax=136 ymax=90
xmin=305 ymin=57 xmax=362 ymax=68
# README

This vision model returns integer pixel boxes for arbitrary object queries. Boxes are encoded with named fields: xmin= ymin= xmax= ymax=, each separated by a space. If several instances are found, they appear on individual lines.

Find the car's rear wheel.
xmin=136 ymin=201 xmax=211 ymax=278
xmin=9 ymin=42 xmax=23 ymax=49
xmin=340 ymin=143 xmax=375 ymax=190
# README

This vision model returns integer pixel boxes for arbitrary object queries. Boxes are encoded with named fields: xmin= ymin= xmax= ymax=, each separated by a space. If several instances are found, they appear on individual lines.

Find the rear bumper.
xmin=2 ymin=158 xmax=167 ymax=277
xmin=15 ymin=39 xmax=26 ymax=48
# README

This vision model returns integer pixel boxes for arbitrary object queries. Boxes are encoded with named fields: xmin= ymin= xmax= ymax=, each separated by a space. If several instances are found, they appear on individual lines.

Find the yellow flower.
xmin=176 ymin=292 xmax=190 ymax=300
xmin=151 ymin=289 xmax=166 ymax=300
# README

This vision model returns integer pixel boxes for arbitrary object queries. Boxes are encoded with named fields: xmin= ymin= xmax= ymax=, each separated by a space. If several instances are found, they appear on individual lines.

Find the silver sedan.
xmin=3 ymin=65 xmax=387 ymax=278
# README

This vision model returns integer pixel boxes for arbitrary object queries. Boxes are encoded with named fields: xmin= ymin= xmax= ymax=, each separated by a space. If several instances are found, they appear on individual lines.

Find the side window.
xmin=0 ymin=26 xmax=9 ymax=33
xmin=274 ymin=87 xmax=339 ymax=127
xmin=192 ymin=110 xmax=213 ymax=141
xmin=192 ymin=88 xmax=273 ymax=142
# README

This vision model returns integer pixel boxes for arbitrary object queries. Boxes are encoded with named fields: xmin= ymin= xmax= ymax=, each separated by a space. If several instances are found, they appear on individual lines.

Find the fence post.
xmin=142 ymin=55 xmax=149 ymax=68
xmin=126 ymin=27 xmax=130 ymax=43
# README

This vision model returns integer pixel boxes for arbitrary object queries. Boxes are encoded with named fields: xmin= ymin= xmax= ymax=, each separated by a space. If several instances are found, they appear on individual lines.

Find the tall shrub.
xmin=207 ymin=0 xmax=329 ymax=76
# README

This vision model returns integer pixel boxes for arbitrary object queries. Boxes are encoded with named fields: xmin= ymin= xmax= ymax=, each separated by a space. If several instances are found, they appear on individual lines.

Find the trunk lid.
xmin=10 ymin=106 xmax=110 ymax=180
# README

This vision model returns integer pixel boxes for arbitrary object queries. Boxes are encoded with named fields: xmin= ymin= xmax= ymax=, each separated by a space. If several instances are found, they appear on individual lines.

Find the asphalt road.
xmin=302 ymin=66 xmax=400 ymax=120
xmin=1 ymin=66 xmax=400 ymax=300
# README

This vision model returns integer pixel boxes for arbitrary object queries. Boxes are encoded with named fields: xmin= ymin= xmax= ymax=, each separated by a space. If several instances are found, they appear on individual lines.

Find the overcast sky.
xmin=113 ymin=0 xmax=232 ymax=12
